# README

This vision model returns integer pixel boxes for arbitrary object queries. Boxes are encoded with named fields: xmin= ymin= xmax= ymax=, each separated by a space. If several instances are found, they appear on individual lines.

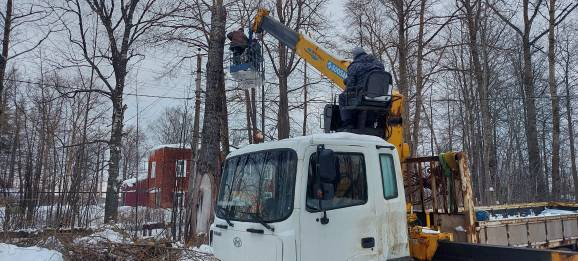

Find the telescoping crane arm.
xmin=252 ymin=9 xmax=350 ymax=89
xmin=251 ymin=8 xmax=409 ymax=162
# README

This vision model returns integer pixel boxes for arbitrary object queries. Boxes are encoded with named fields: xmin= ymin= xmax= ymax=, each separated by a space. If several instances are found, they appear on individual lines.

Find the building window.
xmin=176 ymin=160 xmax=187 ymax=177
xmin=306 ymin=152 xmax=368 ymax=211
xmin=151 ymin=161 xmax=156 ymax=178
xmin=175 ymin=191 xmax=185 ymax=208
xmin=154 ymin=189 xmax=161 ymax=208
xmin=379 ymin=154 xmax=398 ymax=199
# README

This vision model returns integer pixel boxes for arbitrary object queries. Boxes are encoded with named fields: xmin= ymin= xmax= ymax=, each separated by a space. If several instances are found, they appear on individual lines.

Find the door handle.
xmin=361 ymin=237 xmax=375 ymax=248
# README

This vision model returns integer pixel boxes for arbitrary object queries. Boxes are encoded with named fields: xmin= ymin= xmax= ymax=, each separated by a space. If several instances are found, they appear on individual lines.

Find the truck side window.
xmin=306 ymin=153 xmax=367 ymax=211
xmin=379 ymin=154 xmax=398 ymax=199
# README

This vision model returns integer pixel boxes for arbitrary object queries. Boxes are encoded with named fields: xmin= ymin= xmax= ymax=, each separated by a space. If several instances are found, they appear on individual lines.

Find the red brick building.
xmin=123 ymin=145 xmax=192 ymax=208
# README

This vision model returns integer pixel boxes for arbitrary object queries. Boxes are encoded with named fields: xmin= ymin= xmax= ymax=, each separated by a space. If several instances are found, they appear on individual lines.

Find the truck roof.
xmin=227 ymin=132 xmax=394 ymax=159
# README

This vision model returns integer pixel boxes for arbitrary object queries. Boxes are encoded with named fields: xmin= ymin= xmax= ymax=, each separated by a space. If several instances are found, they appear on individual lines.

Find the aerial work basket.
xmin=228 ymin=29 xmax=264 ymax=89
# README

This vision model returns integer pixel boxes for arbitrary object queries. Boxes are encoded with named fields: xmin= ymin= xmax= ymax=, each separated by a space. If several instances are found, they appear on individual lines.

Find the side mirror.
xmin=314 ymin=146 xmax=338 ymax=201
xmin=318 ymin=148 xmax=337 ymax=183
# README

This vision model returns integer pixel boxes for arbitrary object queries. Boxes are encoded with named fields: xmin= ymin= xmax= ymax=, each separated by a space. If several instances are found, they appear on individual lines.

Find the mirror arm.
xmin=316 ymin=145 xmax=330 ymax=225
xmin=320 ymin=210 xmax=329 ymax=225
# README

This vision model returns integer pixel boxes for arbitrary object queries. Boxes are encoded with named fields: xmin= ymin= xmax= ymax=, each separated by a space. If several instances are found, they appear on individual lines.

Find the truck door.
xmin=374 ymin=147 xmax=409 ymax=259
xmin=300 ymin=145 xmax=378 ymax=261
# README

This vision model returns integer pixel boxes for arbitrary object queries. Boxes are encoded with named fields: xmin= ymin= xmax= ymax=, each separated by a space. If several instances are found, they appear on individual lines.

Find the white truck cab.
xmin=210 ymin=133 xmax=410 ymax=261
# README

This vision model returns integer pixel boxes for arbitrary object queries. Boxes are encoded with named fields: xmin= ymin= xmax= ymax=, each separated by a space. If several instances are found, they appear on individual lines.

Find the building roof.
xmin=121 ymin=173 xmax=148 ymax=188
xmin=149 ymin=143 xmax=192 ymax=152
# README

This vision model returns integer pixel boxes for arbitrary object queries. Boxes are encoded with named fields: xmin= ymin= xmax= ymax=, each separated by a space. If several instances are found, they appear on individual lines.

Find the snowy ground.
xmin=73 ymin=227 xmax=133 ymax=245
xmin=0 ymin=204 xmax=172 ymax=232
xmin=0 ymin=243 xmax=63 ymax=261
xmin=0 ymin=226 xmax=215 ymax=260
xmin=0 ymin=204 xmax=214 ymax=260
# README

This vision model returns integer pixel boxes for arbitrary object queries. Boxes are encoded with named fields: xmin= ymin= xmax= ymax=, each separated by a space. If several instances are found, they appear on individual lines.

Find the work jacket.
xmin=344 ymin=53 xmax=385 ymax=92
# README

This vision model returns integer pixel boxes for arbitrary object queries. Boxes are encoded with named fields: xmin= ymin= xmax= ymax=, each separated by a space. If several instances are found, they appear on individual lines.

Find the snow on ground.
xmin=489 ymin=208 xmax=578 ymax=221
xmin=178 ymin=245 xmax=216 ymax=261
xmin=74 ymin=228 xmax=133 ymax=245
xmin=0 ymin=243 xmax=63 ymax=261
xmin=193 ymin=244 xmax=214 ymax=254
xmin=0 ymin=204 xmax=105 ymax=231
xmin=2 ymin=204 xmax=173 ymax=232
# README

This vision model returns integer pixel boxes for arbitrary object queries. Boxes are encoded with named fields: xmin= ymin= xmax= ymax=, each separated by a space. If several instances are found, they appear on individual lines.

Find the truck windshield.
xmin=216 ymin=149 xmax=297 ymax=223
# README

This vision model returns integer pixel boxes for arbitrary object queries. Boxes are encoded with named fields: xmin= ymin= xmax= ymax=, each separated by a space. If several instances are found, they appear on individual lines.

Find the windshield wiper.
xmin=217 ymin=207 xmax=234 ymax=227
xmin=254 ymin=214 xmax=274 ymax=232
xmin=241 ymin=212 xmax=274 ymax=232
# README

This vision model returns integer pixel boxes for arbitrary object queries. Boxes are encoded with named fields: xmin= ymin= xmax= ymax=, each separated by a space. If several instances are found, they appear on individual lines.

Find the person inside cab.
xmin=339 ymin=47 xmax=385 ymax=128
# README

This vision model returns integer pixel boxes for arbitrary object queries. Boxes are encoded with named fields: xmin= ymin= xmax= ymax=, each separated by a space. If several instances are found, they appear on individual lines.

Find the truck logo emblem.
xmin=233 ymin=237 xmax=242 ymax=248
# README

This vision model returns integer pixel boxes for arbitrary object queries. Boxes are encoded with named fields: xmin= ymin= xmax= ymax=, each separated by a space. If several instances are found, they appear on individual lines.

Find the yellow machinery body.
xmin=251 ymin=8 xmax=409 ymax=162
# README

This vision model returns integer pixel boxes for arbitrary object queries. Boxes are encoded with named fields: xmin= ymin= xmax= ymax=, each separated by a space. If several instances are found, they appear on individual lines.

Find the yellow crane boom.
xmin=251 ymin=8 xmax=409 ymax=161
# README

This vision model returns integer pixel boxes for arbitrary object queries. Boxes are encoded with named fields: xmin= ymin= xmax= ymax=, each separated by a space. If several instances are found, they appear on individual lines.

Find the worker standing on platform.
xmin=246 ymin=38 xmax=262 ymax=70
xmin=227 ymin=28 xmax=248 ymax=65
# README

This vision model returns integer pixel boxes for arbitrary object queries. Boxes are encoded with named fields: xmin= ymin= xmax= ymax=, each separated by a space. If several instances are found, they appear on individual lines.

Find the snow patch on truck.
xmin=489 ymin=208 xmax=578 ymax=220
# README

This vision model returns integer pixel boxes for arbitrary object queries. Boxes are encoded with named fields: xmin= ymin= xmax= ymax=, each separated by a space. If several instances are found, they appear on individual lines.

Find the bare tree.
xmin=547 ymin=0 xmax=561 ymax=200
xmin=261 ymin=0 xmax=328 ymax=139
xmin=56 ymin=0 xmax=178 ymax=223
xmin=489 ymin=0 xmax=578 ymax=199
xmin=0 ymin=1 xmax=53 ymax=129
xmin=380 ymin=0 xmax=416 ymax=143
xmin=148 ymin=106 xmax=193 ymax=145
xmin=458 ymin=0 xmax=498 ymax=204
xmin=559 ymin=22 xmax=578 ymax=201
xmin=489 ymin=0 xmax=547 ymax=198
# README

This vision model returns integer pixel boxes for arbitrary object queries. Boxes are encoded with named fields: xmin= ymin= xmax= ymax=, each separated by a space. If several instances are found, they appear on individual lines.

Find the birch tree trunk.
xmin=547 ymin=0 xmax=561 ymax=200
xmin=189 ymin=0 xmax=226 ymax=240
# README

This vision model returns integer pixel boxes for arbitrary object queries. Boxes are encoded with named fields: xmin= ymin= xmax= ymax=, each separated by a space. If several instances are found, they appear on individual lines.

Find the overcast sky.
xmin=118 ymin=0 xmax=349 ymax=144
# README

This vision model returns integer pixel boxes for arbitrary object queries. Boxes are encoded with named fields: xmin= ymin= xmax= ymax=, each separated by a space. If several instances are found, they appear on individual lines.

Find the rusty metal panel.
xmin=456 ymin=152 xmax=477 ymax=243
xmin=438 ymin=214 xmax=468 ymax=242
xmin=508 ymin=223 xmax=529 ymax=246
xmin=546 ymin=219 xmax=564 ymax=241
xmin=528 ymin=221 xmax=548 ymax=245
xmin=563 ymin=218 xmax=578 ymax=239
xmin=485 ymin=226 xmax=508 ymax=246
xmin=479 ymin=227 xmax=487 ymax=244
